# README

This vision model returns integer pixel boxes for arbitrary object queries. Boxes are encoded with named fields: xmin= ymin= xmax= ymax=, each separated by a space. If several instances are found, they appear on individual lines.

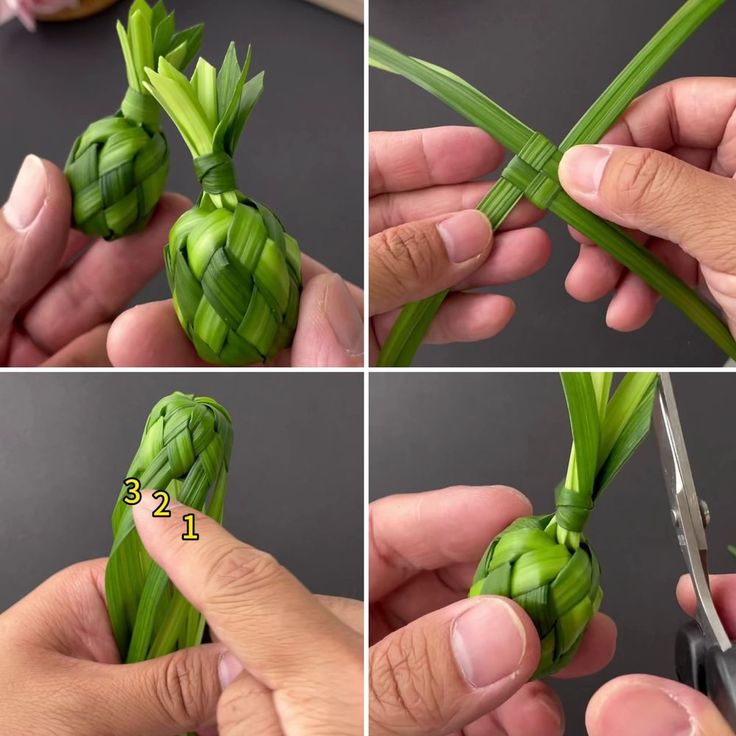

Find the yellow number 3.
xmin=122 ymin=477 xmax=141 ymax=506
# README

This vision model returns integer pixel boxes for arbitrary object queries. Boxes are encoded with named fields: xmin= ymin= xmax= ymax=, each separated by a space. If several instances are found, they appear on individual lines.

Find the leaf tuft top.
xmin=117 ymin=0 xmax=204 ymax=96
xmin=143 ymin=43 xmax=265 ymax=161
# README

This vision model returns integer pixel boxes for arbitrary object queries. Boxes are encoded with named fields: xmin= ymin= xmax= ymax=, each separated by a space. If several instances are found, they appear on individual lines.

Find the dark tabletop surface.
xmin=0 ymin=372 xmax=364 ymax=608
xmin=370 ymin=0 xmax=736 ymax=367
xmin=370 ymin=372 xmax=735 ymax=735
xmin=0 ymin=0 xmax=363 ymax=301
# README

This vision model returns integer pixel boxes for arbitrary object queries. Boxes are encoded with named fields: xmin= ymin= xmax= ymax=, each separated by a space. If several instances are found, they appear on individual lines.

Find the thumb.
xmin=290 ymin=272 xmax=364 ymax=366
xmin=559 ymin=144 xmax=736 ymax=275
xmin=369 ymin=209 xmax=493 ymax=316
xmin=85 ymin=642 xmax=238 ymax=736
xmin=0 ymin=155 xmax=71 ymax=335
xmin=369 ymin=596 xmax=540 ymax=736
xmin=587 ymin=674 xmax=734 ymax=736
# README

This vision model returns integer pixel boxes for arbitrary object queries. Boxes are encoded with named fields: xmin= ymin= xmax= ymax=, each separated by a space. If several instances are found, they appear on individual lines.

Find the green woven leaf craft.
xmin=64 ymin=0 xmax=203 ymax=240
xmin=470 ymin=373 xmax=657 ymax=678
xmin=143 ymin=45 xmax=302 ymax=366
xmin=105 ymin=392 xmax=232 ymax=670
xmin=371 ymin=0 xmax=736 ymax=366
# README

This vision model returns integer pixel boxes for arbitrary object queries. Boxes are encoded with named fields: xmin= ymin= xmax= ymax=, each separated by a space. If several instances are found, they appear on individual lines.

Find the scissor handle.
xmin=705 ymin=646 xmax=736 ymax=729
xmin=676 ymin=620 xmax=708 ymax=691
xmin=676 ymin=621 xmax=736 ymax=729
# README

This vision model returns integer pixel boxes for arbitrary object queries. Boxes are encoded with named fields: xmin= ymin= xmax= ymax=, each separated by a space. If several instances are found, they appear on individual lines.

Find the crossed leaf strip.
xmin=372 ymin=0 xmax=736 ymax=367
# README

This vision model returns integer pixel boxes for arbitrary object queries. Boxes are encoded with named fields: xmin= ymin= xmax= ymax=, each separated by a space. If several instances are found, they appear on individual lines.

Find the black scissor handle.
xmin=705 ymin=646 xmax=736 ymax=730
xmin=676 ymin=621 xmax=736 ymax=730
xmin=676 ymin=620 xmax=708 ymax=691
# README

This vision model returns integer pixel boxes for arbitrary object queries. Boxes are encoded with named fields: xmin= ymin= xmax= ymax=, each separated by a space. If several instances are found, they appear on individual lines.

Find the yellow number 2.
xmin=152 ymin=490 xmax=171 ymax=517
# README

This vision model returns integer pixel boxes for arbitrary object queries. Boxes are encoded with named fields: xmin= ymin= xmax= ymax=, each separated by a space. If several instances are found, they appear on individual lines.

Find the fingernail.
xmin=325 ymin=274 xmax=363 ymax=358
xmin=4 ymin=155 xmax=46 ymax=231
xmin=590 ymin=681 xmax=693 ymax=736
xmin=218 ymin=651 xmax=243 ymax=690
xmin=452 ymin=598 xmax=527 ymax=688
xmin=438 ymin=210 xmax=492 ymax=263
xmin=560 ymin=145 xmax=613 ymax=195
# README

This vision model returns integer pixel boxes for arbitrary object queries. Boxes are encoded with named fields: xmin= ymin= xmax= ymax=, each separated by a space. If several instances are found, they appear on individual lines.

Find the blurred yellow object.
xmin=40 ymin=0 xmax=120 ymax=22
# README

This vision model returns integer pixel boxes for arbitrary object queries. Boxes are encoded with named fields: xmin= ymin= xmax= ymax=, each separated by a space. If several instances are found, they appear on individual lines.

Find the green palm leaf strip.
xmin=105 ymin=392 xmax=232 ymax=672
xmin=142 ymin=45 xmax=302 ymax=366
xmin=370 ymin=0 xmax=733 ymax=366
xmin=65 ymin=0 xmax=203 ymax=240
xmin=470 ymin=372 xmax=657 ymax=677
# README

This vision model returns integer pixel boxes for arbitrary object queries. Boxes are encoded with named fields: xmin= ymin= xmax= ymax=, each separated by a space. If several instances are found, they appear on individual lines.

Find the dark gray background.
xmin=370 ymin=0 xmax=736 ymax=366
xmin=0 ymin=0 xmax=363 ymax=293
xmin=370 ymin=372 xmax=735 ymax=735
xmin=0 ymin=372 xmax=363 ymax=610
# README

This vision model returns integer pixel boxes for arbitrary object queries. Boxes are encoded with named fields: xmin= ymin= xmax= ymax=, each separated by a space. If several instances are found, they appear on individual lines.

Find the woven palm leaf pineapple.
xmin=105 ymin=392 xmax=232 ymax=665
xmin=143 ymin=45 xmax=302 ymax=366
xmin=470 ymin=373 xmax=657 ymax=678
xmin=64 ymin=0 xmax=203 ymax=240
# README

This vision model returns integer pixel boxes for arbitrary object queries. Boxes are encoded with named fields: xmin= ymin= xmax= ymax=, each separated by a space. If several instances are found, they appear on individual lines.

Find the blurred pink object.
xmin=0 ymin=0 xmax=79 ymax=30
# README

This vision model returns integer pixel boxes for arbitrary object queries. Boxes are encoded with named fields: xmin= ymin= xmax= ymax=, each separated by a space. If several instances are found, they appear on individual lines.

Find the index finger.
xmin=369 ymin=126 xmax=504 ymax=196
xmin=132 ymin=493 xmax=360 ymax=690
xmin=369 ymin=485 xmax=532 ymax=602
xmin=602 ymin=77 xmax=736 ymax=161
xmin=676 ymin=573 xmax=736 ymax=639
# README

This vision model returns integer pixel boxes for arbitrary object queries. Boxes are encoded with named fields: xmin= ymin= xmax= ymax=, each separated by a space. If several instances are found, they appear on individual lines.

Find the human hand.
xmin=107 ymin=253 xmax=364 ymax=368
xmin=0 ymin=497 xmax=362 ymax=735
xmin=0 ymin=154 xmax=189 ymax=366
xmin=369 ymin=485 xmax=617 ymax=736
xmin=0 ymin=557 xmax=233 ymax=735
xmin=585 ymin=573 xmax=736 ymax=735
xmin=558 ymin=77 xmax=736 ymax=335
xmin=1 ymin=154 xmax=364 ymax=368
xmin=132 ymin=491 xmax=363 ymax=735
xmin=369 ymin=127 xmax=551 ymax=363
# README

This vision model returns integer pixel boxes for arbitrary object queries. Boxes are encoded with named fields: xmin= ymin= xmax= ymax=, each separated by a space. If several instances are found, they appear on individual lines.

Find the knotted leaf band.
xmin=194 ymin=152 xmax=238 ymax=195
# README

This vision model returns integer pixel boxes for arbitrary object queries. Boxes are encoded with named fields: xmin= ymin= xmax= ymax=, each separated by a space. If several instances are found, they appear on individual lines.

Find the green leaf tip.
xmin=117 ymin=0 xmax=204 ymax=93
xmin=557 ymin=372 xmax=657 ymax=542
xmin=145 ymin=42 xmax=265 ymax=160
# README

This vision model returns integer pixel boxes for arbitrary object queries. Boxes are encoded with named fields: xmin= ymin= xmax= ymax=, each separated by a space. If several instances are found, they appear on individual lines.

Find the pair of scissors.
xmin=653 ymin=372 xmax=736 ymax=728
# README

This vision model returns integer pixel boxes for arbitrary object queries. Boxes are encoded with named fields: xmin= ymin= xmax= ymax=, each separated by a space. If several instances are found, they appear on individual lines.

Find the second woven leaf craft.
xmin=64 ymin=0 xmax=203 ymax=240
xmin=372 ymin=0 xmax=736 ymax=366
xmin=106 ymin=392 xmax=232 ymax=665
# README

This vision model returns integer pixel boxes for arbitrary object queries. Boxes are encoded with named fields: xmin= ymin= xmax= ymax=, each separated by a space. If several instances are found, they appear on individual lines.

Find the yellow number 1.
xmin=182 ymin=513 xmax=199 ymax=541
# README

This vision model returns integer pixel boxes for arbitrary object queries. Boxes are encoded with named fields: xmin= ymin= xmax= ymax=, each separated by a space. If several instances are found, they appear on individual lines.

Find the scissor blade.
xmin=654 ymin=374 xmax=730 ymax=652
xmin=653 ymin=374 xmax=707 ymax=552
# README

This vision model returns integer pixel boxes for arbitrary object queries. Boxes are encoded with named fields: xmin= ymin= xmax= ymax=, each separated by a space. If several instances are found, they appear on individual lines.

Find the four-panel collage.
xmin=1 ymin=0 xmax=735 ymax=735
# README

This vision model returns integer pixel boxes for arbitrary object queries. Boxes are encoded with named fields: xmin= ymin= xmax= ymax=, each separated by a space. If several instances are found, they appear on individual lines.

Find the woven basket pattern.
xmin=165 ymin=200 xmax=302 ymax=366
xmin=65 ymin=115 xmax=168 ymax=240
xmin=107 ymin=392 xmax=232 ymax=662
xmin=471 ymin=514 xmax=602 ymax=678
